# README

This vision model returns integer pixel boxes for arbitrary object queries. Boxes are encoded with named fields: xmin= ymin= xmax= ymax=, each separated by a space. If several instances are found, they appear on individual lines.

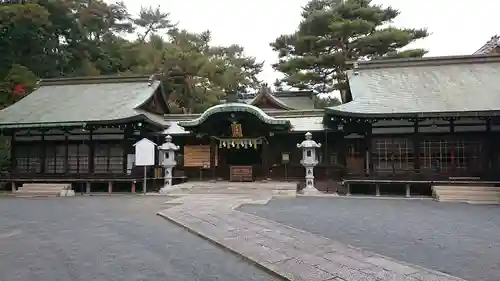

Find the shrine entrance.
xmin=178 ymin=104 xmax=291 ymax=182
xmin=216 ymin=137 xmax=265 ymax=181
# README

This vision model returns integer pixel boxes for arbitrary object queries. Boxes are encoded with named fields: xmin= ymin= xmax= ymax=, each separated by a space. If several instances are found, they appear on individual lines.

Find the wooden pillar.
xmin=262 ymin=138 xmax=269 ymax=180
xmin=64 ymin=133 xmax=69 ymax=173
xmin=339 ymin=133 xmax=348 ymax=177
xmin=88 ymin=129 xmax=94 ymax=174
xmin=450 ymin=119 xmax=456 ymax=172
xmin=10 ymin=129 xmax=16 ymax=172
xmin=483 ymin=119 xmax=492 ymax=174
xmin=210 ymin=137 xmax=216 ymax=180
xmin=40 ymin=130 xmax=46 ymax=173
xmin=413 ymin=119 xmax=420 ymax=173
xmin=122 ymin=126 xmax=130 ymax=174
xmin=365 ymin=124 xmax=373 ymax=176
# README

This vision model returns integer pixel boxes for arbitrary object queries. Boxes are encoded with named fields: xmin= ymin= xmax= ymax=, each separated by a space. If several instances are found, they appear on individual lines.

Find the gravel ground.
xmin=0 ymin=197 xmax=278 ymax=281
xmin=239 ymin=197 xmax=500 ymax=281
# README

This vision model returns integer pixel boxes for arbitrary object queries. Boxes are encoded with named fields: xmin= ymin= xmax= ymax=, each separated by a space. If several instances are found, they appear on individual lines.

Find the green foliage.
xmin=314 ymin=95 xmax=342 ymax=109
xmin=0 ymin=0 xmax=263 ymax=114
xmin=271 ymin=0 xmax=428 ymax=95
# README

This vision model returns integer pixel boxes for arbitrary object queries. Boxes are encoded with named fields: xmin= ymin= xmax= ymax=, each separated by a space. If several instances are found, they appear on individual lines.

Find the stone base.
xmin=298 ymin=187 xmax=325 ymax=196
xmin=159 ymin=187 xmax=171 ymax=194
xmin=59 ymin=189 xmax=75 ymax=197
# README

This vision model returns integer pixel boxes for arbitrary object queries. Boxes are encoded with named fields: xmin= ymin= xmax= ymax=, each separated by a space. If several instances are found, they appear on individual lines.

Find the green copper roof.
xmin=178 ymin=103 xmax=291 ymax=127
xmin=0 ymin=75 xmax=167 ymax=128
xmin=326 ymin=54 xmax=500 ymax=118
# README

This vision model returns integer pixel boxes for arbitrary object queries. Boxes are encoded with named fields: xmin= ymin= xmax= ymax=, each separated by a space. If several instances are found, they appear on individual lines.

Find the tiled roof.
xmin=327 ymin=54 xmax=500 ymax=118
xmin=163 ymin=109 xmax=325 ymax=134
xmin=0 ymin=75 xmax=167 ymax=128
xmin=474 ymin=35 xmax=500 ymax=54
xmin=245 ymin=86 xmax=315 ymax=110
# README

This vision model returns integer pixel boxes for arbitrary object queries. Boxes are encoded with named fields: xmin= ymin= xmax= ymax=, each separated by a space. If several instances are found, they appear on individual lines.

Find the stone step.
xmin=432 ymin=185 xmax=499 ymax=191
xmin=14 ymin=191 xmax=60 ymax=197
xmin=14 ymin=183 xmax=73 ymax=197
xmin=432 ymin=185 xmax=500 ymax=204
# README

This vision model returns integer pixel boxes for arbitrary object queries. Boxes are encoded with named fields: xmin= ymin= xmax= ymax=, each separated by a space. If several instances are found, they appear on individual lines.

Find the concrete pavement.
xmin=158 ymin=194 xmax=467 ymax=281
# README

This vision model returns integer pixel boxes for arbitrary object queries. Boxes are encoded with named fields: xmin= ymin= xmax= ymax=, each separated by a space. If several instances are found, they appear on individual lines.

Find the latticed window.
xmin=68 ymin=143 xmax=89 ymax=173
xmin=372 ymin=138 xmax=413 ymax=173
xmin=93 ymin=143 xmax=123 ymax=174
xmin=15 ymin=143 xmax=41 ymax=173
xmin=420 ymin=139 xmax=482 ymax=172
xmin=45 ymin=144 xmax=66 ymax=174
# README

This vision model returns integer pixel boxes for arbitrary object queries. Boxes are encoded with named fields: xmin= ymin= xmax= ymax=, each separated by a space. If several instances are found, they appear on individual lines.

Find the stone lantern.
xmin=297 ymin=132 xmax=321 ymax=195
xmin=158 ymin=135 xmax=179 ymax=194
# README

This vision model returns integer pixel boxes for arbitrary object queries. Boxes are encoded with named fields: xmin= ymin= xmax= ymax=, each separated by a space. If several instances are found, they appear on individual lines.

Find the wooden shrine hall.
xmin=2 ymin=54 xmax=500 ymax=194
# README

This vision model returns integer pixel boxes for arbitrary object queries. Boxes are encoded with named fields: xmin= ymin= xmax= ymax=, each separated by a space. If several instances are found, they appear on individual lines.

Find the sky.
xmin=113 ymin=0 xmax=499 ymax=85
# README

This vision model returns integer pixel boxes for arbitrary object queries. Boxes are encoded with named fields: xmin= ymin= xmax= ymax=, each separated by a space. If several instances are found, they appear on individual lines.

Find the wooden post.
xmin=483 ymin=119 xmax=492 ymax=174
xmin=64 ymin=133 xmax=69 ymax=173
xmin=210 ymin=137 xmax=216 ymax=181
xmin=413 ymin=119 xmax=420 ymax=174
xmin=262 ymin=139 xmax=269 ymax=180
xmin=88 ymin=129 xmax=94 ymax=174
xmin=365 ymin=127 xmax=373 ymax=176
xmin=40 ymin=130 xmax=46 ymax=173
xmin=10 ymin=129 xmax=16 ymax=172
xmin=108 ymin=182 xmax=113 ymax=194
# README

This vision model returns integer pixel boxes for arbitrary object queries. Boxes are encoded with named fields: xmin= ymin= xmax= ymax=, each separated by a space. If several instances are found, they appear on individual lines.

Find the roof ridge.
xmin=40 ymin=74 xmax=159 ymax=86
xmin=348 ymin=54 xmax=500 ymax=70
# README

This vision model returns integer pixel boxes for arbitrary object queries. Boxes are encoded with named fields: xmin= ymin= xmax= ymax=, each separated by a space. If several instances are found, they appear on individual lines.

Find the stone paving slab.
xmin=158 ymin=195 xmax=467 ymax=281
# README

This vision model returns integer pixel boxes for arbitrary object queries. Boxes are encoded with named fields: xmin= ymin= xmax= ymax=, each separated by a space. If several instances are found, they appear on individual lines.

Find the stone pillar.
xmin=405 ymin=184 xmax=411 ymax=198
xmin=158 ymin=135 xmax=179 ymax=194
xmin=297 ymin=132 xmax=322 ymax=196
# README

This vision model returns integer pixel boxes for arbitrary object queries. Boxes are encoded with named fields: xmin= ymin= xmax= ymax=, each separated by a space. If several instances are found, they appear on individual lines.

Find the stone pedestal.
xmin=158 ymin=135 xmax=179 ymax=194
xmin=297 ymin=132 xmax=322 ymax=196
xmin=159 ymin=167 xmax=174 ymax=194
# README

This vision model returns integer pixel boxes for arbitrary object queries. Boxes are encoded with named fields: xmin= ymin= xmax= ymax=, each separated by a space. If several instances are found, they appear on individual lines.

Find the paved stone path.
xmin=158 ymin=195 xmax=467 ymax=281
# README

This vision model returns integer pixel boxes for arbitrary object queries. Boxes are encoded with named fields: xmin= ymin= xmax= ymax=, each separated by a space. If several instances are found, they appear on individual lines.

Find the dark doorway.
xmin=224 ymin=146 xmax=262 ymax=166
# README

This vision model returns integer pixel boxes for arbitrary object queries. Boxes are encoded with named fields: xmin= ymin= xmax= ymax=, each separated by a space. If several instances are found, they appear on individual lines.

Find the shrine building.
xmin=1 ymin=53 xmax=500 ymax=194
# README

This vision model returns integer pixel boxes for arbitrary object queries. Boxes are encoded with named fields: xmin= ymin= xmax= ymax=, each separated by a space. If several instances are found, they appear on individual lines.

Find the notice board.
xmin=183 ymin=145 xmax=217 ymax=167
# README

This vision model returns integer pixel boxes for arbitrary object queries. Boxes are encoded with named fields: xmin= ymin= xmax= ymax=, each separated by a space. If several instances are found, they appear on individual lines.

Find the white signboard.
xmin=134 ymin=138 xmax=156 ymax=166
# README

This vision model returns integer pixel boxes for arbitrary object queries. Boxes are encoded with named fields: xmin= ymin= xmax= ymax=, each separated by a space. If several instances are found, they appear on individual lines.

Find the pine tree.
xmin=270 ymin=0 xmax=428 ymax=98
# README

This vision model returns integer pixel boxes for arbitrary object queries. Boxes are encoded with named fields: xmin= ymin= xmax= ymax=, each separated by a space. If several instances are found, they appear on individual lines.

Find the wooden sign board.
xmin=184 ymin=145 xmax=217 ymax=167
xmin=134 ymin=138 xmax=156 ymax=166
